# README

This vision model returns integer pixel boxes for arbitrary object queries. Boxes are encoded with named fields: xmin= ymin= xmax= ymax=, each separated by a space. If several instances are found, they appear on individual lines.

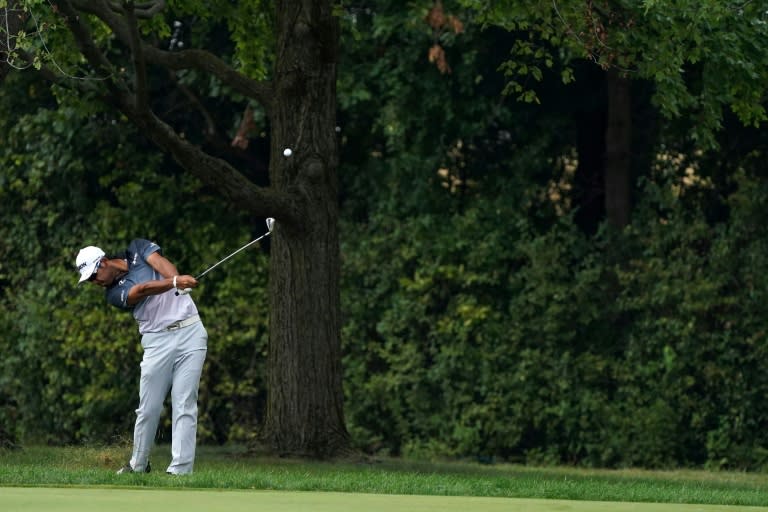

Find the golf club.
xmin=176 ymin=217 xmax=274 ymax=296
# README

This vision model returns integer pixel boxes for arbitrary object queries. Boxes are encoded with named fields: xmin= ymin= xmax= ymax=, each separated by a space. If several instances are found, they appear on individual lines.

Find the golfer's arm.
xmin=125 ymin=252 xmax=181 ymax=305
xmin=146 ymin=251 xmax=180 ymax=278
xmin=127 ymin=278 xmax=176 ymax=305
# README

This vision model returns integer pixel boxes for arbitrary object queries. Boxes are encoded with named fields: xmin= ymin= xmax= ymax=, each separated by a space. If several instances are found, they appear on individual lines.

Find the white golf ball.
xmin=283 ymin=148 xmax=293 ymax=157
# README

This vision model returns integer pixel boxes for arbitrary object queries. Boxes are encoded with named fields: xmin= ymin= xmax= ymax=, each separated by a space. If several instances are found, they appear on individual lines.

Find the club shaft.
xmin=196 ymin=231 xmax=270 ymax=280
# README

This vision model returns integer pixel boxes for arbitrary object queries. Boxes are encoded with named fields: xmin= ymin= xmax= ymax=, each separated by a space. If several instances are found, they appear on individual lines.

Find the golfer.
xmin=76 ymin=239 xmax=207 ymax=475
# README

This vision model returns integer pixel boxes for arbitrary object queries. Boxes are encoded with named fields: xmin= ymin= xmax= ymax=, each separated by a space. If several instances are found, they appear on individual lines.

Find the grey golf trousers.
xmin=130 ymin=319 xmax=207 ymax=474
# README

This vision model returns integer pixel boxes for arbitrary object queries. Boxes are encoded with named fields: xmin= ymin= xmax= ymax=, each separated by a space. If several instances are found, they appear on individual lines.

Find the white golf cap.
xmin=76 ymin=246 xmax=105 ymax=283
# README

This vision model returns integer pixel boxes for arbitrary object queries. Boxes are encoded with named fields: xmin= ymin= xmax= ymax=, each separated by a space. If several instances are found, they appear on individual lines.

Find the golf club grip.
xmin=174 ymin=272 xmax=205 ymax=296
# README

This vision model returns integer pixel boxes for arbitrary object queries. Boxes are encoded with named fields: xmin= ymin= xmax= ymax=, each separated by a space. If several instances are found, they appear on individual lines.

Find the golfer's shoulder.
xmin=128 ymin=237 xmax=156 ymax=248
xmin=127 ymin=238 xmax=161 ymax=256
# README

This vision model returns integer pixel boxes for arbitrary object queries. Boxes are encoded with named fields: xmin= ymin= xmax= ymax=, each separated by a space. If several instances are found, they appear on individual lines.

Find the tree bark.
xmin=604 ymin=69 xmax=632 ymax=228
xmin=259 ymin=0 xmax=350 ymax=457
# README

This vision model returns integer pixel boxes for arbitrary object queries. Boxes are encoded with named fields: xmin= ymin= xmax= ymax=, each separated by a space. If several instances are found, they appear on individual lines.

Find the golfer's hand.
xmin=175 ymin=275 xmax=198 ymax=289
xmin=174 ymin=275 xmax=198 ymax=296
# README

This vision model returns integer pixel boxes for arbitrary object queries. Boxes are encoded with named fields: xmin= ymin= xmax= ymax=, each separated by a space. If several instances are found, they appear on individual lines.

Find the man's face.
xmin=87 ymin=258 xmax=114 ymax=287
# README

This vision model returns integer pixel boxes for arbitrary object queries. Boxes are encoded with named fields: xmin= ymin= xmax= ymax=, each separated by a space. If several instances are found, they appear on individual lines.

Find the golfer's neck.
xmin=112 ymin=259 xmax=129 ymax=272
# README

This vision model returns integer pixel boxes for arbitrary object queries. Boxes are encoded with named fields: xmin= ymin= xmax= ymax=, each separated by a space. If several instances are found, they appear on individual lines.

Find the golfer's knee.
xmin=135 ymin=402 xmax=164 ymax=421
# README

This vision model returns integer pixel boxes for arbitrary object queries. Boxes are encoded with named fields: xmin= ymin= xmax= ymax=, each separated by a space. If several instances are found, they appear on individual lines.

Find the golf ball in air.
xmin=283 ymin=148 xmax=293 ymax=157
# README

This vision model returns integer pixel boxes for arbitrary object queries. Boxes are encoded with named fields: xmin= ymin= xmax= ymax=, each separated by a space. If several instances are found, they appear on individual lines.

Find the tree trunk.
xmin=260 ymin=0 xmax=350 ymax=457
xmin=572 ymin=66 xmax=607 ymax=235
xmin=604 ymin=69 xmax=632 ymax=228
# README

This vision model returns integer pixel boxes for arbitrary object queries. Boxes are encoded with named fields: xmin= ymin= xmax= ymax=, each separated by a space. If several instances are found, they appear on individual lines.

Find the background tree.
xmin=458 ymin=0 xmax=768 ymax=228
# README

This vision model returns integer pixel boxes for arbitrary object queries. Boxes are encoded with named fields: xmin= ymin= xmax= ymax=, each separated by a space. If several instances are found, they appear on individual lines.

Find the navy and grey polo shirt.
xmin=105 ymin=239 xmax=198 ymax=334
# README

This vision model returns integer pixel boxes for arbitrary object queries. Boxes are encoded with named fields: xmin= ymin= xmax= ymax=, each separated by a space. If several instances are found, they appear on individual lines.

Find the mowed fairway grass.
xmin=4 ymin=487 xmax=767 ymax=512
xmin=2 ymin=445 xmax=768 ymax=511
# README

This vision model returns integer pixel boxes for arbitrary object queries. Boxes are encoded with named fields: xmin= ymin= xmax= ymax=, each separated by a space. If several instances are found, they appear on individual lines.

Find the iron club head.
xmin=266 ymin=217 xmax=275 ymax=232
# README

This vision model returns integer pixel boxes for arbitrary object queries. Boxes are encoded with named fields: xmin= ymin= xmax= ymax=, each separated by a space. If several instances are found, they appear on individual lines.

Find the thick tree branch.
xmin=120 ymin=100 xmax=298 ymax=220
xmin=123 ymin=0 xmax=149 ymax=111
xmin=107 ymin=0 xmax=165 ymax=18
xmin=145 ymin=48 xmax=275 ymax=115
xmin=52 ymin=0 xmax=130 ymax=98
xmin=69 ymin=0 xmax=274 ymax=114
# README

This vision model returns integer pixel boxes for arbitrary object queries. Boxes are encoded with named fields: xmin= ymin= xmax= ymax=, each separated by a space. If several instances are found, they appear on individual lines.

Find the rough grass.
xmin=1 ymin=445 xmax=767 ymax=507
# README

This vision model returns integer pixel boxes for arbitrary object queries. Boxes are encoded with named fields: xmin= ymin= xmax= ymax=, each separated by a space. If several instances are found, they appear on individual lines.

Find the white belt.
xmin=162 ymin=314 xmax=201 ymax=331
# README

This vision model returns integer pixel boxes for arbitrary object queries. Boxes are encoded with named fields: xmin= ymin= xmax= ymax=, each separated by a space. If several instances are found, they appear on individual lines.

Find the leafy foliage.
xmin=342 ymin=166 xmax=768 ymax=468
xmin=458 ymin=0 xmax=768 ymax=147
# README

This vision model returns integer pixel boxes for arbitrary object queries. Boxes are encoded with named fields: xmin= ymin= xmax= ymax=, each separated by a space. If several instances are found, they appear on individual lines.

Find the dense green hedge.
xmin=341 ymin=173 xmax=768 ymax=469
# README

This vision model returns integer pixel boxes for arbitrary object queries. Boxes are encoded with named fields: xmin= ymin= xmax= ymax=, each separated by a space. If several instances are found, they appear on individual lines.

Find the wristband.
xmin=173 ymin=276 xmax=178 ymax=289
